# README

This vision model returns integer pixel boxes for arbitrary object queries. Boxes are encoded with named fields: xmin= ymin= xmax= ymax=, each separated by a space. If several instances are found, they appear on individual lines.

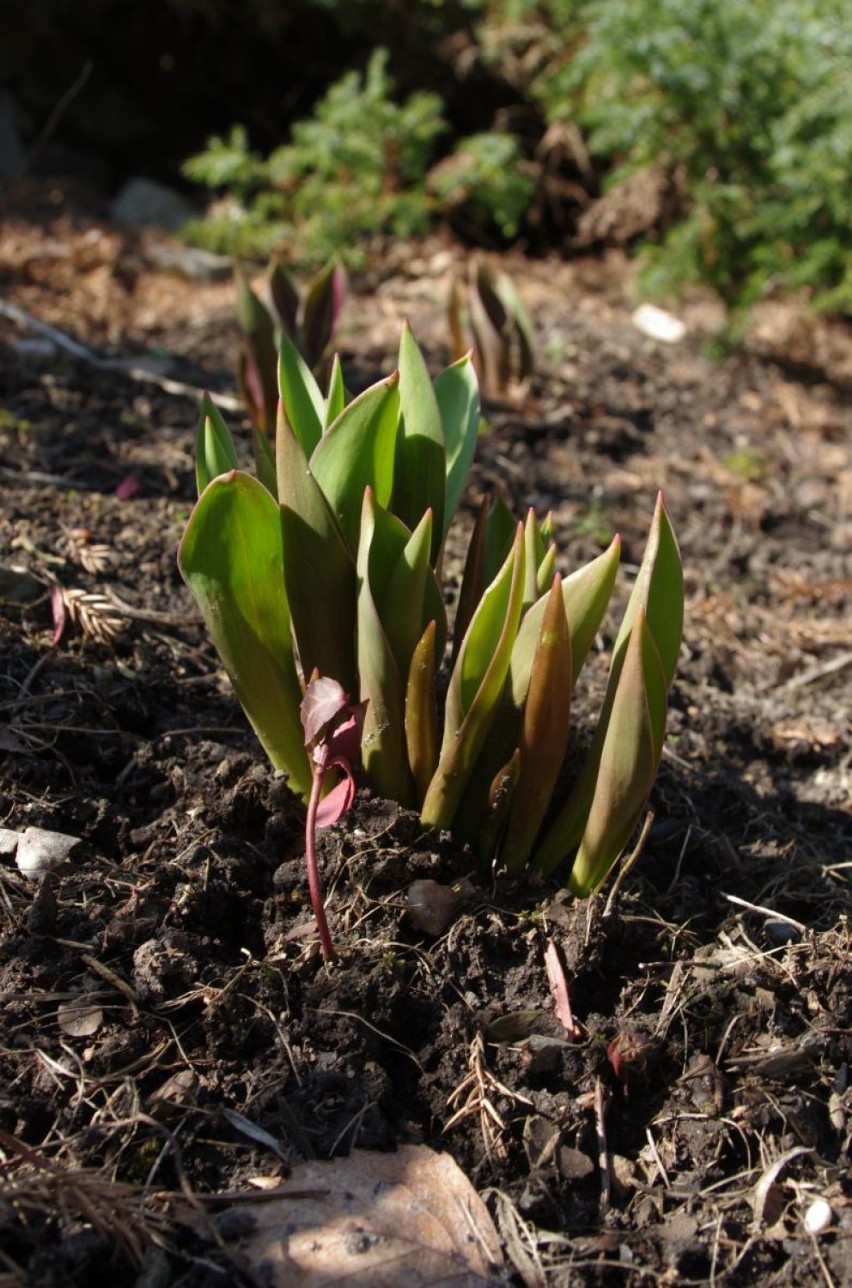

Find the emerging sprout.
xmin=300 ymin=676 xmax=365 ymax=958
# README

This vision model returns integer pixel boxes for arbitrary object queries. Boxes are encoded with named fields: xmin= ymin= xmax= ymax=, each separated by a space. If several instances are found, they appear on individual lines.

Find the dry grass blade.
xmin=73 ymin=542 xmax=114 ymax=576
xmin=59 ymin=588 xmax=125 ymax=643
xmin=543 ymin=938 xmax=578 ymax=1039
xmin=60 ymin=527 xmax=114 ymax=574
xmin=445 ymin=1029 xmax=533 ymax=1163
xmin=483 ymin=1187 xmax=548 ymax=1288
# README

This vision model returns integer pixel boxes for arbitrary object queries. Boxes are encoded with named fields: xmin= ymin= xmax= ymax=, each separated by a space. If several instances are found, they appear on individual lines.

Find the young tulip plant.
xmin=448 ymin=260 xmax=535 ymax=399
xmin=234 ymin=258 xmax=346 ymax=468
xmin=179 ymin=324 xmax=683 ymax=956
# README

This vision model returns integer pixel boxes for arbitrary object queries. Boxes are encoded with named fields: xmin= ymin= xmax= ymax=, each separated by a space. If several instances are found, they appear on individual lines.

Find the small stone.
xmin=764 ymin=918 xmax=801 ymax=945
xmin=803 ymin=1197 xmax=833 ymax=1235
xmin=143 ymin=237 xmax=232 ymax=283
xmin=0 ymin=828 xmax=19 ymax=856
xmin=0 ymin=565 xmax=45 ymax=604
xmin=631 ymin=303 xmax=686 ymax=344
xmin=406 ymin=879 xmax=460 ymax=936
xmin=109 ymin=178 xmax=195 ymax=231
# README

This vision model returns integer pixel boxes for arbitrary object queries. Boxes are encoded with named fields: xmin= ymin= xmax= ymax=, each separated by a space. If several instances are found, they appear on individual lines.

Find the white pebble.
xmin=803 ymin=1197 xmax=833 ymax=1235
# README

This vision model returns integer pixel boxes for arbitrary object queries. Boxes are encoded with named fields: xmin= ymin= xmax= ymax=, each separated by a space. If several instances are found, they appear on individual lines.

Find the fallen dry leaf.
xmin=15 ymin=827 xmax=81 ymax=879
xmin=231 ymin=1144 xmax=505 ymax=1286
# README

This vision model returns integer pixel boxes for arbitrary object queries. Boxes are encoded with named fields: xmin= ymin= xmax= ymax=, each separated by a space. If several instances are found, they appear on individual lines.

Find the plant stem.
xmin=305 ymin=768 xmax=336 ymax=960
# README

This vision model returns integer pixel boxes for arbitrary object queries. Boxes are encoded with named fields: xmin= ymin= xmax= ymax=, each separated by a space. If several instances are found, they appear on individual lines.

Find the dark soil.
xmin=1 ymin=182 xmax=851 ymax=1288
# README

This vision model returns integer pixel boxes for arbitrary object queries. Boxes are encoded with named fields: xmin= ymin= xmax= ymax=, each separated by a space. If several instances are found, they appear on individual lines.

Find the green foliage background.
xmin=182 ymin=0 xmax=852 ymax=316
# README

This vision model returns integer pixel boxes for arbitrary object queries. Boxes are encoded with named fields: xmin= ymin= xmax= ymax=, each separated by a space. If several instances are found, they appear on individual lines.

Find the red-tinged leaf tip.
xmin=115 ymin=472 xmax=141 ymax=500
xmin=301 ymin=676 xmax=350 ymax=748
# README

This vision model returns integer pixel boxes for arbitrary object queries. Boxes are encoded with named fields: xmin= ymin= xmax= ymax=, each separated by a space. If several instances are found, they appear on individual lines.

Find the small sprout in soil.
xmin=300 ymin=675 xmax=365 ymax=959
xmin=378 ymin=950 xmax=406 ymax=977
xmin=606 ymin=1028 xmax=662 ymax=1096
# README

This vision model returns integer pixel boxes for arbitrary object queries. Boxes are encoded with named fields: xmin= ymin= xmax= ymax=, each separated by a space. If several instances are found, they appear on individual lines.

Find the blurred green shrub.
xmin=183 ymin=49 xmax=446 ymax=264
xmin=471 ymin=0 xmax=852 ymax=316
xmin=428 ymin=132 xmax=535 ymax=240
xmin=181 ymin=0 xmax=852 ymax=317
xmin=570 ymin=0 xmax=852 ymax=315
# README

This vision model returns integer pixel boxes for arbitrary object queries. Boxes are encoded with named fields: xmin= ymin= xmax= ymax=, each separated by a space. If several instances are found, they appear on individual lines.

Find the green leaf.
xmin=447 ymin=278 xmax=467 ymax=362
xmin=568 ymin=609 xmax=668 ymax=895
xmin=252 ymin=425 xmax=278 ymax=499
xmin=501 ymin=576 xmax=573 ymax=872
xmin=276 ymin=410 xmax=356 ymax=691
xmin=421 ymin=523 xmax=525 ymax=829
xmin=456 ymin=548 xmax=592 ymax=861
xmin=561 ymin=535 xmax=622 ymax=680
xmin=405 ymin=620 xmax=439 ymax=806
xmin=310 ymin=373 xmax=400 ymax=555
xmin=523 ymin=510 xmax=544 ymax=610
xmin=324 ymin=353 xmax=347 ymax=427
xmin=469 ymin=263 xmax=508 ymax=397
xmin=236 ymin=349 xmax=264 ymax=437
xmin=394 ymin=321 xmax=446 ymax=561
xmin=381 ymin=509 xmax=447 ymax=675
xmin=356 ymin=490 xmax=415 ymax=804
xmin=434 ymin=354 xmax=480 ymax=539
xmin=195 ymin=393 xmax=238 ymax=496
xmin=453 ymin=491 xmax=516 ymax=659
xmin=476 ymin=749 xmax=521 ymax=861
xmin=278 ymin=333 xmax=325 ymax=458
xmin=536 ymin=542 xmax=557 ymax=596
xmin=494 ymin=270 xmax=535 ymax=381
xmin=506 ymin=536 xmax=620 ymax=720
xmin=533 ymin=502 xmax=679 ymax=875
xmin=613 ymin=492 xmax=683 ymax=686
xmin=235 ymin=264 xmax=273 ymax=343
xmin=178 ymin=471 xmax=311 ymax=799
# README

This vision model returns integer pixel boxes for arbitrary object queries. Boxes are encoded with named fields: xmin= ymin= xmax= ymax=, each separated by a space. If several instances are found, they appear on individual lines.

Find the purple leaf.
xmin=301 ymin=676 xmax=350 ymax=748
xmin=324 ymin=711 xmax=362 ymax=766
xmin=115 ymin=472 xmax=141 ymax=500
xmin=315 ymin=769 xmax=356 ymax=827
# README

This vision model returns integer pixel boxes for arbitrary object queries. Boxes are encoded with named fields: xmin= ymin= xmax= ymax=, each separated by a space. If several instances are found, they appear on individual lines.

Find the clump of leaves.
xmin=234 ymin=259 xmax=346 ymax=439
xmin=179 ymin=326 xmax=682 ymax=948
xmin=449 ymin=260 xmax=535 ymax=398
